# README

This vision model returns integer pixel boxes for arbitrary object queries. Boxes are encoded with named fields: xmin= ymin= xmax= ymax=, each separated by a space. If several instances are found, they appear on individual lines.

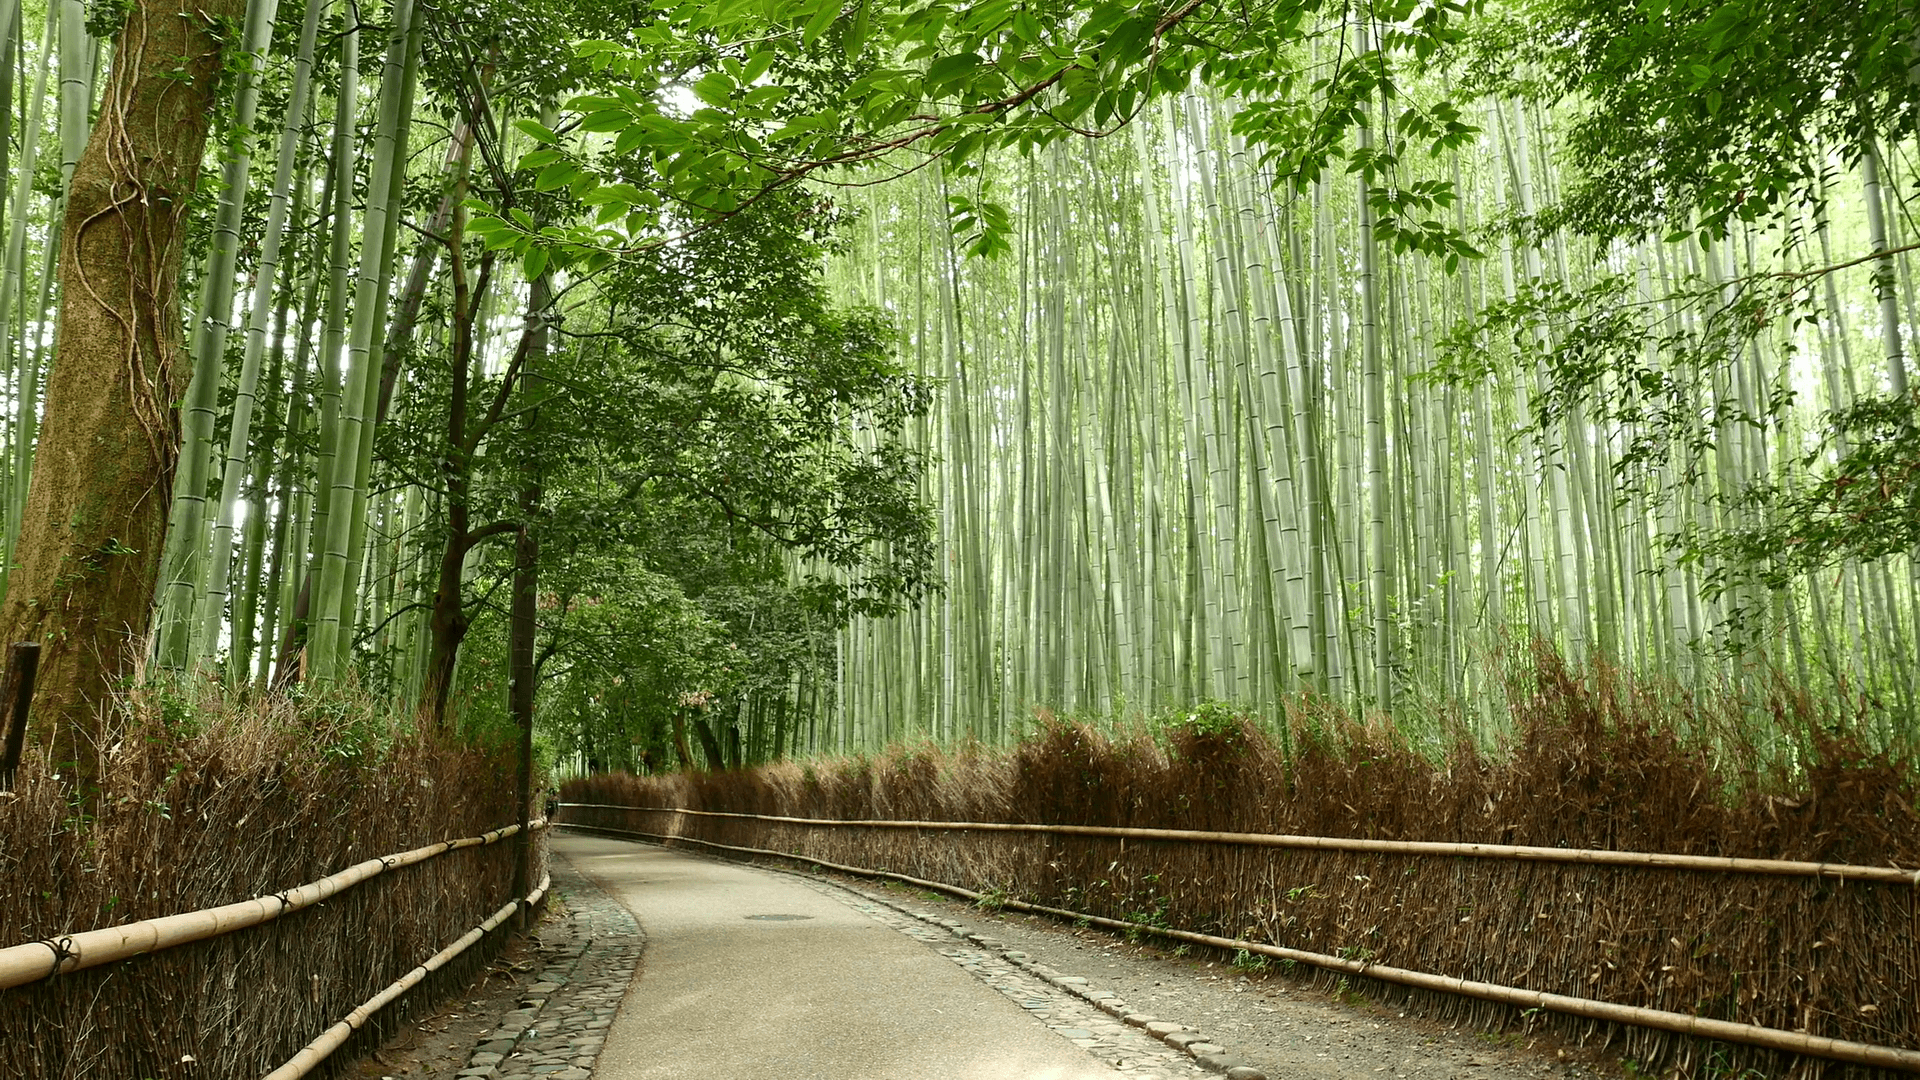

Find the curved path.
xmin=559 ymin=831 xmax=1142 ymax=1080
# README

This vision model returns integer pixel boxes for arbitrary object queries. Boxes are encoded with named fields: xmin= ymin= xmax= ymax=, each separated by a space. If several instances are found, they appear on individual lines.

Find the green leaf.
xmin=514 ymin=118 xmax=560 ymax=144
xmin=465 ymin=214 xmax=508 ymax=236
xmin=925 ymin=50 xmax=984 ymax=90
xmin=844 ymin=0 xmax=869 ymax=58
xmin=613 ymin=124 xmax=650 ymax=155
xmin=743 ymin=49 xmax=776 ymax=83
xmin=581 ymin=108 xmax=630 ymax=132
xmin=693 ymin=71 xmax=736 ymax=106
xmin=802 ymin=0 xmax=840 ymax=46
xmin=523 ymin=246 xmax=550 ymax=281
xmin=536 ymin=161 xmax=580 ymax=192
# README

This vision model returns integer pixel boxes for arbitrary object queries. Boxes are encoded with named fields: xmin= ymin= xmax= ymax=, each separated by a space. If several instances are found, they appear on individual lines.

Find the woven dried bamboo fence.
xmin=0 ymin=704 xmax=548 ymax=1080
xmin=560 ymin=704 xmax=1920 ymax=1080
xmin=0 ymin=819 xmax=547 ymax=991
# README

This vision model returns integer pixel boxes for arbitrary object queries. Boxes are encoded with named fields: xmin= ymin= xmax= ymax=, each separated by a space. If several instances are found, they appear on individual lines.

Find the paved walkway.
xmin=453 ymin=832 xmax=1265 ymax=1080
xmin=563 ymin=830 xmax=1146 ymax=1080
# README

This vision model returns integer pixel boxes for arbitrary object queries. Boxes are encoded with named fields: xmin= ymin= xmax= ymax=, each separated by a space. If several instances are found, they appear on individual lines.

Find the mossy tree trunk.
xmin=0 ymin=0 xmax=245 ymax=784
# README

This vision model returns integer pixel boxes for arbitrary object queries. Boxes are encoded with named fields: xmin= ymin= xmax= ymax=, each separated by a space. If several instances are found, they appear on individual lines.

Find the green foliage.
xmin=1123 ymin=879 xmax=1171 ymax=941
xmin=82 ymin=0 xmax=135 ymax=39
xmin=1435 ymin=266 xmax=1795 ymax=493
xmin=416 ymin=192 xmax=936 ymax=771
xmin=1705 ymin=390 xmax=1920 ymax=594
xmin=1521 ymin=0 xmax=1918 ymax=239
xmin=463 ymin=0 xmax=1491 ymax=268
xmin=1159 ymin=700 xmax=1245 ymax=739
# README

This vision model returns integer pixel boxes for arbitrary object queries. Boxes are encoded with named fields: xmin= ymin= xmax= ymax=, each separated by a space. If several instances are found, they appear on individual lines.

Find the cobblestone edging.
xmin=453 ymin=859 xmax=644 ymax=1080
xmin=787 ymin=872 xmax=1270 ymax=1080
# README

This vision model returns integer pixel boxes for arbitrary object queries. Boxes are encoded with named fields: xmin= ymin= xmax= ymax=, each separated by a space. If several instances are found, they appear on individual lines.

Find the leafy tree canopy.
xmin=388 ymin=188 xmax=932 ymax=749
xmin=459 ymin=0 xmax=1484 ymax=266
xmin=1504 ymin=0 xmax=1919 ymax=240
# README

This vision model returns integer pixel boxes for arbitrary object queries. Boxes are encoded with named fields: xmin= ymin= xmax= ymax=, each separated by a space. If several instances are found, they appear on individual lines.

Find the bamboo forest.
xmin=0 ymin=0 xmax=1904 ymax=774
xmin=2 ymin=0 xmax=1919 ymax=1076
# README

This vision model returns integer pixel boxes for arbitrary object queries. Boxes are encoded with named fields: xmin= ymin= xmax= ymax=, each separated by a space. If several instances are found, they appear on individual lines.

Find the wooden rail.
xmin=557 ymin=803 xmax=1920 ymax=884
xmin=263 ymin=871 xmax=553 ymax=1080
xmin=0 ymin=817 xmax=549 ymax=989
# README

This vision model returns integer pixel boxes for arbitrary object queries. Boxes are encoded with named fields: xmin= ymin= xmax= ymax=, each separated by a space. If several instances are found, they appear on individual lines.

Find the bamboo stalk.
xmin=554 ymin=804 xmax=1920 ymax=884
xmin=0 ymin=819 xmax=547 ymax=989
xmin=200 ymin=0 xmax=324 ymax=665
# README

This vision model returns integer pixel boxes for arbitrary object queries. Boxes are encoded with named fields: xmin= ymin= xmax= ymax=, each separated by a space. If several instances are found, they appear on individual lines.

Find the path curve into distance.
xmin=559 ymin=831 xmax=1137 ymax=1080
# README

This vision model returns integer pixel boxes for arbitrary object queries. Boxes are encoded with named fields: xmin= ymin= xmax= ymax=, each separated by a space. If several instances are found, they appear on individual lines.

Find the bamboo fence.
xmin=560 ymin=733 xmax=1920 ymax=1080
xmin=560 ymin=803 xmax=1920 ymax=885
xmin=1 ymin=724 xmax=552 ymax=1079
xmin=564 ymin=815 xmax=1920 ymax=1073
xmin=264 ymin=870 xmax=553 ymax=1080
xmin=0 ymin=818 xmax=547 ymax=990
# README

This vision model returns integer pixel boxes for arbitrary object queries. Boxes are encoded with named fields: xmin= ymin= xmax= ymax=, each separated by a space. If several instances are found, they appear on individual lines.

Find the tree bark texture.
xmin=0 ymin=0 xmax=245 ymax=782
xmin=509 ymin=267 xmax=550 ymax=920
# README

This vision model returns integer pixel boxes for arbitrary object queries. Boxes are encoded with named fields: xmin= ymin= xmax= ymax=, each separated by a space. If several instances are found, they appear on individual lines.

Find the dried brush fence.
xmin=561 ymin=662 xmax=1920 ymax=1080
xmin=0 ymin=684 xmax=548 ymax=1080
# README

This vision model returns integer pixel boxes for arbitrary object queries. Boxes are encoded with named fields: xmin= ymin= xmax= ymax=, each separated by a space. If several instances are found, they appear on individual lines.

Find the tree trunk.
xmin=419 ymin=538 xmax=470 ymax=729
xmin=509 ymin=250 xmax=551 ymax=922
xmin=690 ymin=714 xmax=726 ymax=770
xmin=0 ymin=0 xmax=244 ymax=784
xmin=670 ymin=711 xmax=696 ymax=771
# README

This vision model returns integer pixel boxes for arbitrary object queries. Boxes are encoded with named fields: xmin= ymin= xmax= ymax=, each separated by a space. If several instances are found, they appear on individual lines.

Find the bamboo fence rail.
xmin=0 ymin=817 xmax=549 ymax=990
xmin=558 ymin=804 xmax=1920 ymax=884
xmin=560 ymin=817 xmax=1920 ymax=1074
xmin=263 ymin=870 xmax=553 ymax=1080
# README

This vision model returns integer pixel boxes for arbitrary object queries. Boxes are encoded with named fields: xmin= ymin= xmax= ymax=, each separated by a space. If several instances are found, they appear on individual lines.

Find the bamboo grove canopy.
xmin=0 ymin=0 xmax=1912 ymax=773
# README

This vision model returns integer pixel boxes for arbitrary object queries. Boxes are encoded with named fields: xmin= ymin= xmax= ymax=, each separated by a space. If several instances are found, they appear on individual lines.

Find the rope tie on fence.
xmin=273 ymin=891 xmax=296 ymax=912
xmin=35 ymin=935 xmax=75 ymax=980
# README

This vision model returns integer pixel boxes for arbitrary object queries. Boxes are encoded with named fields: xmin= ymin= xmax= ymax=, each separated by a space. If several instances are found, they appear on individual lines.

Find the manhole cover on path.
xmin=744 ymin=913 xmax=815 ymax=921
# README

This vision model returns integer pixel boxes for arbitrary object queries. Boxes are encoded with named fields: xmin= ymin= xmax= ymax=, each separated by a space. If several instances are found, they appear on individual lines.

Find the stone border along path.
xmin=453 ymin=857 xmax=644 ymax=1080
xmin=785 ymin=871 xmax=1270 ymax=1080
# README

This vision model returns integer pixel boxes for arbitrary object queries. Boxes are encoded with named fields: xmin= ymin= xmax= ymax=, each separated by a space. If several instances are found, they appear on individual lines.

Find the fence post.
xmin=0 ymin=642 xmax=43 ymax=792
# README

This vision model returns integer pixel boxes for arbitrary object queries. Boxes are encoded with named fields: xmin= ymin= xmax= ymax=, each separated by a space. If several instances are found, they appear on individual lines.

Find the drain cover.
xmin=745 ymin=913 xmax=814 ymax=921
